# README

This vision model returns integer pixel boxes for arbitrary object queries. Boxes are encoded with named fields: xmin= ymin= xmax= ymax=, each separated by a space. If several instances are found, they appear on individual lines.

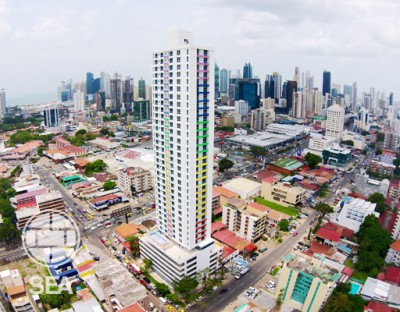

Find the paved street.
xmin=191 ymin=210 xmax=318 ymax=312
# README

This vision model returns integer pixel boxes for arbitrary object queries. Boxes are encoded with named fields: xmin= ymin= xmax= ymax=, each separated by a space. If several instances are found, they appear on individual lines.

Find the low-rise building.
xmin=223 ymin=178 xmax=262 ymax=200
xmin=0 ymin=268 xmax=37 ymax=312
xmin=114 ymin=223 xmax=147 ymax=243
xmin=361 ymin=277 xmax=400 ymax=308
xmin=118 ymin=167 xmax=153 ymax=196
xmin=213 ymin=186 xmax=238 ymax=207
xmin=322 ymin=143 xmax=353 ymax=166
xmin=276 ymin=255 xmax=337 ymax=312
xmin=331 ymin=197 xmax=379 ymax=233
xmin=268 ymin=157 xmax=304 ymax=176
xmin=369 ymin=160 xmax=395 ymax=177
xmin=261 ymin=177 xmax=306 ymax=206
xmin=342 ymin=131 xmax=366 ymax=150
xmin=385 ymin=240 xmax=400 ymax=266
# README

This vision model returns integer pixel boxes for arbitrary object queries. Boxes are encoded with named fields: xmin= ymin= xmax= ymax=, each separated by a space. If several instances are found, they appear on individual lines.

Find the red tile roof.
xmin=212 ymin=229 xmax=252 ymax=251
xmin=118 ymin=303 xmax=146 ymax=312
xmin=385 ymin=266 xmax=400 ymax=285
xmin=390 ymin=240 xmax=400 ymax=253
xmin=364 ymin=301 xmax=392 ymax=312
xmin=262 ymin=176 xmax=280 ymax=184
xmin=248 ymin=202 xmax=269 ymax=213
xmin=212 ymin=207 xmax=223 ymax=215
xmin=89 ymin=193 xmax=119 ymax=204
xmin=389 ymin=180 xmax=400 ymax=189
xmin=221 ymin=245 xmax=236 ymax=260
xmin=17 ymin=199 xmax=37 ymax=210
xmin=309 ymin=241 xmax=335 ymax=256
xmin=213 ymin=186 xmax=238 ymax=198
xmin=211 ymin=222 xmax=226 ymax=234
xmin=316 ymin=227 xmax=342 ymax=242
xmin=256 ymin=169 xmax=280 ymax=181
xmin=342 ymin=267 xmax=353 ymax=276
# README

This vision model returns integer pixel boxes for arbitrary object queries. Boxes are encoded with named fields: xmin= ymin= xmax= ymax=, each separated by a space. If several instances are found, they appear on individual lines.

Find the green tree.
xmin=250 ymin=146 xmax=266 ymax=157
xmin=102 ymin=115 xmax=110 ymax=122
xmin=39 ymin=286 xmax=72 ymax=309
xmin=375 ymin=148 xmax=382 ymax=155
xmin=103 ymin=180 xmax=116 ymax=191
xmin=376 ymin=132 xmax=385 ymax=142
xmin=100 ymin=128 xmax=109 ymax=136
xmin=0 ymin=221 xmax=20 ymax=245
xmin=0 ymin=198 xmax=16 ymax=221
xmin=165 ymin=293 xmax=181 ymax=304
xmin=85 ymin=159 xmax=107 ymax=176
xmin=109 ymin=131 xmax=115 ymax=137
xmin=305 ymin=152 xmax=322 ymax=169
xmin=314 ymin=203 xmax=334 ymax=219
xmin=155 ymin=283 xmax=170 ymax=296
xmin=172 ymin=276 xmax=199 ymax=301
xmin=0 ymin=178 xmax=16 ymax=200
xmin=218 ymin=158 xmax=233 ymax=172
xmin=126 ymin=235 xmax=140 ymax=257
xmin=278 ymin=219 xmax=290 ymax=231
xmin=368 ymin=192 xmax=386 ymax=213
xmin=109 ymin=114 xmax=118 ymax=121
xmin=75 ymin=129 xmax=87 ymax=135
xmin=143 ymin=258 xmax=153 ymax=271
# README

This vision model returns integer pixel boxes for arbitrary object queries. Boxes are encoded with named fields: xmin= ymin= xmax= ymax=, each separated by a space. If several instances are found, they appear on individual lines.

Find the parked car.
xmin=260 ymin=247 xmax=268 ymax=253
xmin=219 ymin=288 xmax=228 ymax=294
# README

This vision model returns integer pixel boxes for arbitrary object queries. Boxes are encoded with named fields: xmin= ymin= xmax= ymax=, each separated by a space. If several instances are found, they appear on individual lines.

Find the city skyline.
xmin=0 ymin=0 xmax=399 ymax=105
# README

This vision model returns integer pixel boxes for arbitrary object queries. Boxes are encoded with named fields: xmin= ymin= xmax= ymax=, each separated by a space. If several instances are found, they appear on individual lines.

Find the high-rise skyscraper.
xmin=325 ymin=104 xmax=344 ymax=139
xmin=215 ymin=63 xmax=220 ymax=99
xmin=243 ymin=62 xmax=253 ymax=79
xmin=265 ymin=73 xmax=282 ymax=102
xmin=293 ymin=66 xmax=300 ymax=87
xmin=86 ymin=72 xmax=94 ymax=95
xmin=123 ymin=76 xmax=134 ymax=112
xmin=280 ymin=80 xmax=297 ymax=115
xmin=219 ymin=69 xmax=229 ymax=94
xmin=43 ymin=107 xmax=59 ymax=127
xmin=140 ymin=30 xmax=221 ymax=283
xmin=138 ymin=77 xmax=146 ymax=99
xmin=110 ymin=73 xmax=123 ymax=114
xmin=133 ymin=100 xmax=151 ymax=123
xmin=0 ymin=89 xmax=6 ymax=118
xmin=352 ymin=82 xmax=357 ymax=112
xmin=389 ymin=92 xmax=394 ymax=106
xmin=234 ymin=79 xmax=261 ymax=109
xmin=101 ymin=71 xmax=111 ymax=97
xmin=322 ymin=71 xmax=331 ymax=96
xmin=73 ymin=90 xmax=85 ymax=112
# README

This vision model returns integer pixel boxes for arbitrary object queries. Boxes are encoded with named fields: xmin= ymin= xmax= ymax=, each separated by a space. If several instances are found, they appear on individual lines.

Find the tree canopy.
xmin=218 ymin=158 xmax=233 ymax=172
xmin=126 ymin=235 xmax=140 ymax=257
xmin=172 ymin=276 xmax=199 ymax=301
xmin=367 ymin=192 xmax=387 ymax=214
xmin=85 ymin=159 xmax=107 ymax=176
xmin=250 ymin=146 xmax=266 ymax=157
xmin=340 ymin=140 xmax=354 ymax=146
xmin=278 ymin=219 xmax=290 ymax=231
xmin=103 ymin=180 xmax=116 ymax=191
xmin=304 ymin=152 xmax=322 ymax=169
xmin=314 ymin=203 xmax=334 ymax=218
xmin=323 ymin=283 xmax=366 ymax=312
xmin=356 ymin=215 xmax=392 ymax=275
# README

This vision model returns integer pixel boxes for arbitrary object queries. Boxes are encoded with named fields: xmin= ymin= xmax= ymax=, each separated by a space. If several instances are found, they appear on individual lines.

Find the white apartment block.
xmin=325 ymin=104 xmax=344 ymax=140
xmin=235 ymin=100 xmax=249 ymax=117
xmin=385 ymin=241 xmax=400 ymax=266
xmin=140 ymin=30 xmax=221 ymax=283
xmin=118 ymin=167 xmax=153 ymax=196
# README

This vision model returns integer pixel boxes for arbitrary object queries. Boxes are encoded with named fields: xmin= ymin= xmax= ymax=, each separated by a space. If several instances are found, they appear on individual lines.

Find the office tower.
xmin=325 ymin=104 xmax=344 ymax=139
xmin=261 ymin=97 xmax=275 ymax=110
xmin=86 ymin=72 xmax=94 ymax=95
xmin=73 ymin=90 xmax=85 ymax=112
xmin=219 ymin=68 xmax=229 ymax=94
xmin=0 ymin=89 xmax=6 ymax=118
xmin=279 ymin=80 xmax=297 ymax=115
xmin=133 ymin=99 xmax=151 ymax=123
xmin=214 ymin=63 xmax=220 ymax=99
xmin=251 ymin=108 xmax=274 ymax=131
xmin=92 ymin=78 xmax=101 ymax=94
xmin=140 ymin=30 xmax=221 ymax=283
xmin=389 ymin=92 xmax=394 ymax=106
xmin=305 ymin=70 xmax=314 ymax=89
xmin=363 ymin=93 xmax=373 ymax=112
xmin=96 ymin=91 xmax=106 ymax=111
xmin=384 ymin=128 xmax=399 ymax=150
xmin=235 ymin=100 xmax=249 ymax=117
xmin=123 ymin=76 xmax=134 ymax=113
xmin=292 ymin=91 xmax=306 ymax=118
xmin=265 ymin=73 xmax=282 ymax=102
xmin=357 ymin=107 xmax=370 ymax=131
xmin=314 ymin=90 xmax=322 ymax=114
xmin=101 ymin=71 xmax=111 ymax=97
xmin=43 ymin=107 xmax=59 ymax=127
xmin=293 ymin=66 xmax=300 ymax=86
xmin=352 ymin=82 xmax=357 ymax=112
xmin=110 ymin=73 xmax=123 ymax=114
xmin=322 ymin=70 xmax=331 ymax=96
xmin=243 ymin=62 xmax=252 ymax=79
xmin=234 ymin=79 xmax=261 ymax=109
xmin=138 ymin=77 xmax=146 ymax=99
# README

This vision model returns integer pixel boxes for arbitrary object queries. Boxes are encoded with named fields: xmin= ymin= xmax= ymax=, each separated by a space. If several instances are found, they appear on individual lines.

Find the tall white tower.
xmin=0 ymin=89 xmax=6 ymax=118
xmin=140 ymin=30 xmax=221 ymax=283
xmin=325 ymin=104 xmax=345 ymax=140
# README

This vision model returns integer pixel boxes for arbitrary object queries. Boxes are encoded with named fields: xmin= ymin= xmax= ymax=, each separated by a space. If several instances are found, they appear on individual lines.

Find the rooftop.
xmin=270 ymin=157 xmax=304 ymax=171
xmin=114 ymin=223 xmax=147 ymax=238
xmin=315 ymin=227 xmax=342 ymax=242
xmin=223 ymin=177 xmax=261 ymax=193
xmin=390 ymin=240 xmax=400 ymax=253
xmin=213 ymin=186 xmax=238 ymax=199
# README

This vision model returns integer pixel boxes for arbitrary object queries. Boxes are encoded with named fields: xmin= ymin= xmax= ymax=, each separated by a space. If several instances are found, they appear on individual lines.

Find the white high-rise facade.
xmin=140 ymin=30 xmax=221 ymax=283
xmin=0 ymin=89 xmax=6 ymax=118
xmin=73 ymin=90 xmax=85 ymax=112
xmin=325 ymin=104 xmax=345 ymax=140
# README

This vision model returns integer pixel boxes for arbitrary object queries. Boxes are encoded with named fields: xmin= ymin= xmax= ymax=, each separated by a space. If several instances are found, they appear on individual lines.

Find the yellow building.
xmin=261 ymin=177 xmax=305 ymax=206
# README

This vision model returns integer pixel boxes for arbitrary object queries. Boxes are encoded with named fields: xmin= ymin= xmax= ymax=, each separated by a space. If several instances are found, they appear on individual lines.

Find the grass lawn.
xmin=351 ymin=270 xmax=368 ymax=282
xmin=254 ymin=197 xmax=298 ymax=216
xmin=344 ymin=259 xmax=355 ymax=269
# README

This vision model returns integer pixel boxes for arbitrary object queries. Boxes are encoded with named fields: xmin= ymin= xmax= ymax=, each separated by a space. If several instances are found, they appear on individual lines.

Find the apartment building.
xmin=118 ymin=167 xmax=153 ymax=196
xmin=261 ymin=177 xmax=305 ymax=206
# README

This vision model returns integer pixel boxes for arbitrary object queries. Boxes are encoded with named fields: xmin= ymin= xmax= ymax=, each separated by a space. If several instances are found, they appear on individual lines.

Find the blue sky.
xmin=0 ymin=0 xmax=399 ymax=105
